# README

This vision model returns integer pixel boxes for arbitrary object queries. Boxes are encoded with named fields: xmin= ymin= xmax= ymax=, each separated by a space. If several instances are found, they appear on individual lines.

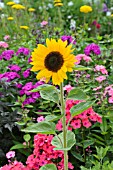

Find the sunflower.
xmin=31 ymin=39 xmax=76 ymax=85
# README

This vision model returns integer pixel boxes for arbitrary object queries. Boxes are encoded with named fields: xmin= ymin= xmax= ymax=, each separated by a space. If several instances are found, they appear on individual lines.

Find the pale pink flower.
xmin=108 ymin=96 xmax=113 ymax=103
xmin=95 ymin=76 xmax=106 ymax=83
xmin=6 ymin=151 xmax=15 ymax=159
xmin=4 ymin=35 xmax=10 ymax=41
xmin=94 ymin=65 xmax=108 ymax=75
xmin=37 ymin=116 xmax=45 ymax=122
xmin=63 ymin=84 xmax=73 ymax=92
xmin=93 ymin=85 xmax=102 ymax=91
xmin=0 ymin=41 xmax=9 ymax=48
xmin=75 ymin=54 xmax=92 ymax=64
xmin=40 ymin=21 xmax=48 ymax=27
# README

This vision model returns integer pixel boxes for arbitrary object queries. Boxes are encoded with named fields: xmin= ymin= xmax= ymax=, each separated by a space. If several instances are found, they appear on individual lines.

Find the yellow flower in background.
xmin=0 ymin=7 xmax=2 ymax=10
xmin=12 ymin=4 xmax=25 ymax=10
xmin=20 ymin=26 xmax=29 ymax=30
xmin=7 ymin=17 xmax=14 ymax=20
xmin=7 ymin=1 xmax=15 ymax=6
xmin=80 ymin=5 xmax=92 ymax=13
xmin=54 ymin=0 xmax=63 ymax=7
xmin=111 ymin=14 xmax=113 ymax=17
xmin=30 ymin=39 xmax=76 ymax=85
xmin=28 ymin=8 xmax=35 ymax=12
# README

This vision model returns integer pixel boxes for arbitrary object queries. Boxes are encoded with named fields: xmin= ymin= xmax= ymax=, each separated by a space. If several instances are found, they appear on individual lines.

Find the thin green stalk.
xmin=60 ymin=83 xmax=68 ymax=170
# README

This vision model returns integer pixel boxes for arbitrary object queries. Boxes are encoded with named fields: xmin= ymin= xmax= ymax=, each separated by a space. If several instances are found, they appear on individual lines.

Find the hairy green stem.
xmin=60 ymin=83 xmax=68 ymax=170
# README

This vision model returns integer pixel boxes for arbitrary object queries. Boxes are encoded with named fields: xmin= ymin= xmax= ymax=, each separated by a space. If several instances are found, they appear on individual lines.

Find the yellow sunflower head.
xmin=30 ymin=39 xmax=77 ymax=85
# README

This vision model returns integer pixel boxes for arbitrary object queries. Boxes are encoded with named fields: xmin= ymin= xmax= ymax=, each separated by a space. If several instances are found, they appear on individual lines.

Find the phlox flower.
xmin=84 ymin=43 xmax=101 ymax=56
xmin=63 ymin=84 xmax=73 ymax=92
xmin=37 ymin=116 xmax=45 ymax=122
xmin=61 ymin=35 xmax=76 ymax=45
xmin=40 ymin=21 xmax=48 ymax=27
xmin=16 ymin=47 xmax=30 ymax=56
xmin=23 ymin=68 xmax=31 ymax=78
xmin=0 ymin=41 xmax=9 ymax=48
xmin=6 ymin=151 xmax=15 ymax=159
xmin=8 ymin=65 xmax=21 ymax=72
xmin=95 ymin=76 xmax=106 ymax=83
xmin=94 ymin=65 xmax=108 ymax=75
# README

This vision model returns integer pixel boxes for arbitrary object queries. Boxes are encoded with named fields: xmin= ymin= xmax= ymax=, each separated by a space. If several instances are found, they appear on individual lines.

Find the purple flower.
xmin=61 ymin=35 xmax=76 ymax=45
xmin=16 ymin=47 xmax=30 ymax=56
xmin=8 ymin=72 xmax=20 ymax=80
xmin=19 ymin=89 xmax=25 ymax=95
xmin=103 ymin=3 xmax=108 ymax=12
xmin=0 ymin=55 xmax=3 ymax=60
xmin=28 ymin=56 xmax=32 ymax=63
xmin=23 ymin=68 xmax=31 ymax=78
xmin=1 ymin=50 xmax=14 ymax=60
xmin=33 ymin=81 xmax=44 ymax=88
xmin=8 ymin=65 xmax=21 ymax=72
xmin=16 ymin=83 xmax=23 ymax=88
xmin=84 ymin=43 xmax=101 ymax=56
xmin=32 ymin=92 xmax=40 ymax=99
xmin=22 ymin=82 xmax=33 ymax=91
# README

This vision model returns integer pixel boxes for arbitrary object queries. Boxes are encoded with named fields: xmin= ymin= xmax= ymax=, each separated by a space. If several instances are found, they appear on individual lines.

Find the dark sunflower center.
xmin=44 ymin=51 xmax=64 ymax=72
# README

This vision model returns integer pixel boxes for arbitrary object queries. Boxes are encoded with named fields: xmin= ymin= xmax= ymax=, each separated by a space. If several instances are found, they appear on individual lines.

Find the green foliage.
xmin=39 ymin=164 xmax=57 ymax=170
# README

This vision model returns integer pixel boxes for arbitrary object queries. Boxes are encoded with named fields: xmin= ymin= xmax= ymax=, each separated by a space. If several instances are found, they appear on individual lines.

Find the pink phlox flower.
xmin=93 ymin=85 xmax=102 ymax=91
xmin=94 ymin=65 xmax=108 ymax=75
xmin=108 ymin=96 xmax=113 ymax=103
xmin=82 ymin=118 xmax=92 ymax=128
xmin=37 ymin=116 xmax=45 ymax=122
xmin=70 ymin=119 xmax=81 ymax=129
xmin=23 ymin=68 xmax=31 ymax=78
xmin=4 ymin=35 xmax=10 ymax=41
xmin=63 ymin=84 xmax=73 ymax=93
xmin=6 ymin=151 xmax=15 ymax=159
xmin=95 ymin=76 xmax=106 ymax=83
xmin=41 ymin=21 xmax=48 ymax=27
xmin=0 ymin=41 xmax=9 ymax=48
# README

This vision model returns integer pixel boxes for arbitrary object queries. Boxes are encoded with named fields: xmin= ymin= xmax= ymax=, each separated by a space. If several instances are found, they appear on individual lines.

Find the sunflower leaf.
xmin=67 ymin=88 xmax=88 ymax=100
xmin=51 ymin=130 xmax=76 ymax=151
xmin=21 ymin=121 xmax=56 ymax=134
xmin=30 ymin=84 xmax=56 ymax=92
xmin=40 ymin=89 xmax=59 ymax=103
xmin=70 ymin=101 xmax=95 ymax=117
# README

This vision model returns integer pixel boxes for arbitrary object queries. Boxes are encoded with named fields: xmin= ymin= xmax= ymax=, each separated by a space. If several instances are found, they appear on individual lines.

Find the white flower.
xmin=67 ymin=15 xmax=72 ymax=19
xmin=68 ymin=1 xmax=73 ymax=6
xmin=0 ymin=2 xmax=4 ymax=8
xmin=106 ymin=11 xmax=111 ymax=16
xmin=110 ymin=7 xmax=113 ymax=11
xmin=48 ymin=3 xmax=53 ymax=8
xmin=13 ymin=0 xmax=20 ymax=3
xmin=88 ymin=27 xmax=91 ymax=31
xmin=70 ymin=19 xmax=76 ymax=29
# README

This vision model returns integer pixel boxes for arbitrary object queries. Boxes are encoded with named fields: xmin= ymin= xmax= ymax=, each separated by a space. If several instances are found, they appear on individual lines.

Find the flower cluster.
xmin=92 ymin=20 xmax=101 ymax=29
xmin=75 ymin=54 xmax=92 ymax=65
xmin=0 ymin=161 xmax=29 ymax=170
xmin=61 ymin=35 xmax=76 ymax=45
xmin=16 ymin=47 xmax=30 ymax=56
xmin=8 ymin=64 xmax=21 ymax=72
xmin=0 ymin=41 xmax=9 ymax=48
xmin=104 ymin=85 xmax=113 ymax=103
xmin=94 ymin=65 xmax=108 ymax=75
xmin=84 ymin=43 xmax=101 ymax=56
xmin=80 ymin=5 xmax=92 ymax=13
xmin=26 ymin=134 xmax=74 ymax=169
xmin=18 ymin=81 xmax=43 ymax=106
xmin=0 ymin=72 xmax=20 ymax=82
xmin=0 ymin=50 xmax=14 ymax=60
xmin=56 ymin=99 xmax=102 ymax=131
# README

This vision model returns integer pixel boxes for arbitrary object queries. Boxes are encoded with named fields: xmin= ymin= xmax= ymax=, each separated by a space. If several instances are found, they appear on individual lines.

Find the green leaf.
xmin=40 ymin=89 xmax=59 ymax=103
xmin=70 ymin=101 xmax=95 ymax=117
xmin=73 ymin=65 xmax=91 ymax=71
xmin=71 ymin=151 xmax=84 ymax=162
xmin=39 ymin=164 xmax=57 ymax=170
xmin=45 ymin=115 xmax=63 ymax=122
xmin=51 ymin=130 xmax=76 ymax=151
xmin=21 ymin=121 xmax=56 ymax=134
xmin=23 ymin=134 xmax=31 ymax=142
xmin=35 ymin=112 xmax=51 ymax=115
xmin=10 ymin=144 xmax=25 ymax=150
xmin=83 ymin=140 xmax=94 ymax=148
xmin=30 ymin=84 xmax=56 ymax=92
xmin=67 ymin=88 xmax=88 ymax=100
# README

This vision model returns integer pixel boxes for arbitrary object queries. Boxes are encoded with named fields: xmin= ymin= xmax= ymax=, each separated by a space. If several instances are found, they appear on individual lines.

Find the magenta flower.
xmin=95 ymin=76 xmax=106 ymax=83
xmin=84 ymin=43 xmax=101 ymax=56
xmin=23 ymin=69 xmax=31 ymax=78
xmin=1 ymin=50 xmax=14 ymax=60
xmin=8 ymin=65 xmax=21 ymax=72
xmin=16 ymin=47 xmax=30 ymax=56
xmin=61 ymin=35 xmax=76 ymax=45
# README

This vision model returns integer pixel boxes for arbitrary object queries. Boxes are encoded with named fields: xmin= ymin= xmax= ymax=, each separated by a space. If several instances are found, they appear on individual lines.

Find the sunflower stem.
xmin=60 ymin=83 xmax=68 ymax=170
